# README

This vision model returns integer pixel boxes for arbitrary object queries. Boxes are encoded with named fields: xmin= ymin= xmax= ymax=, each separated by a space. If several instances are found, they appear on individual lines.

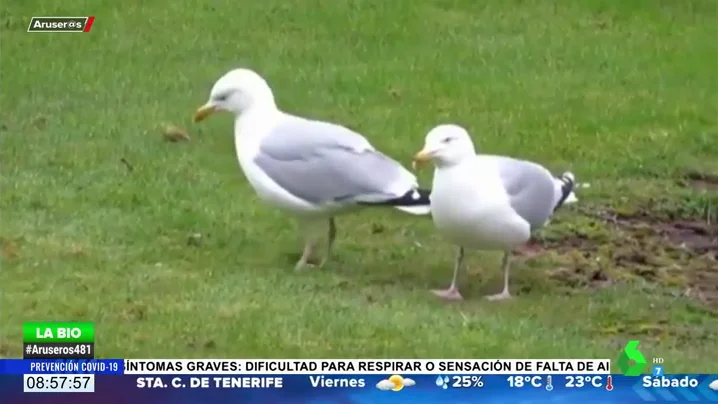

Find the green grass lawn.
xmin=2 ymin=0 xmax=716 ymax=372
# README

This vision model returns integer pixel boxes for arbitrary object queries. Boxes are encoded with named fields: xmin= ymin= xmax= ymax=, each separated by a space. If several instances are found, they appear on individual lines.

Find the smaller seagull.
xmin=193 ymin=68 xmax=432 ymax=270
xmin=412 ymin=124 xmax=576 ymax=301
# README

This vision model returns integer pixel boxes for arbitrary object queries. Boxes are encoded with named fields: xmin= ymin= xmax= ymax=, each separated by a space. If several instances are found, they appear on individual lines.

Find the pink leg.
xmin=431 ymin=287 xmax=464 ymax=301
xmin=294 ymin=240 xmax=319 ymax=271
xmin=484 ymin=251 xmax=513 ymax=301
xmin=431 ymin=247 xmax=464 ymax=301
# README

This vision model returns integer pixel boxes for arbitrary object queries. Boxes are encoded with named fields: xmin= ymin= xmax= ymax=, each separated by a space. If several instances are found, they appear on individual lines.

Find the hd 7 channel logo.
xmin=618 ymin=340 xmax=702 ymax=389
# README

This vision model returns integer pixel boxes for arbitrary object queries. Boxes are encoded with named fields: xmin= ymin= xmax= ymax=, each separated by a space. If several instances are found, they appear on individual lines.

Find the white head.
xmin=194 ymin=68 xmax=276 ymax=122
xmin=413 ymin=124 xmax=476 ymax=169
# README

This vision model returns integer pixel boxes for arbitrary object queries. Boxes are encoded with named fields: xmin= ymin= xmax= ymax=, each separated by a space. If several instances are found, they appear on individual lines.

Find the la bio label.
xmin=36 ymin=327 xmax=83 ymax=339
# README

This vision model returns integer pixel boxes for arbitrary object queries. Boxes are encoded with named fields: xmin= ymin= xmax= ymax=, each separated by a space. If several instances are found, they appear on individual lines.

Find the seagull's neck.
xmin=234 ymin=106 xmax=282 ymax=160
xmin=238 ymin=102 xmax=278 ymax=119
xmin=433 ymin=156 xmax=472 ymax=169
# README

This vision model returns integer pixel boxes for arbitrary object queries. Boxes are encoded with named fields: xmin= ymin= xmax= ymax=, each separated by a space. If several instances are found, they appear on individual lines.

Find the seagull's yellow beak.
xmin=193 ymin=104 xmax=217 ymax=122
xmin=412 ymin=149 xmax=432 ymax=170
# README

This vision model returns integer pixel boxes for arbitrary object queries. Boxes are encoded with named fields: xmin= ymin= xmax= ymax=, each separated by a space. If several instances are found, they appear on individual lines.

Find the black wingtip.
xmin=553 ymin=172 xmax=575 ymax=212
xmin=361 ymin=188 xmax=432 ymax=207
xmin=394 ymin=188 xmax=431 ymax=207
xmin=408 ymin=188 xmax=432 ymax=206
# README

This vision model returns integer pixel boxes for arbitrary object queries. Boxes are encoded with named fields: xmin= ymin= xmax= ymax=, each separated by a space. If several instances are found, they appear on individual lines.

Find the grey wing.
xmin=491 ymin=156 xmax=558 ymax=230
xmin=258 ymin=117 xmax=374 ymax=159
xmin=254 ymin=118 xmax=416 ymax=205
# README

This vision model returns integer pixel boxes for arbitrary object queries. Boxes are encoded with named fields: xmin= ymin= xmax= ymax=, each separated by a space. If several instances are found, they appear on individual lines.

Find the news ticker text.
xmin=122 ymin=359 xmax=610 ymax=374
xmin=26 ymin=359 xmax=607 ymax=375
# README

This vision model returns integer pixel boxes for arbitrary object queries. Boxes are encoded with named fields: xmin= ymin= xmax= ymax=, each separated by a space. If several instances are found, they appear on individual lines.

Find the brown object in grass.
xmin=162 ymin=123 xmax=190 ymax=142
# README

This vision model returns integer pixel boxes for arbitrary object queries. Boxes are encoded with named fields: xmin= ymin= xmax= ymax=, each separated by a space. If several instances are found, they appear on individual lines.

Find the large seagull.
xmin=194 ymin=68 xmax=431 ymax=270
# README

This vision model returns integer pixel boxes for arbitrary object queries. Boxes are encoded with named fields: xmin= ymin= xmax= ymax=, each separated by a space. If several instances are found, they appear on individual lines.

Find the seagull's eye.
xmin=214 ymin=94 xmax=229 ymax=102
xmin=441 ymin=137 xmax=453 ymax=144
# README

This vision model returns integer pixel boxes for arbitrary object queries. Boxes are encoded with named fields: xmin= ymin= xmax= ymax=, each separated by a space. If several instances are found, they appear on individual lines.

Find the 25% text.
xmin=443 ymin=375 xmax=484 ymax=388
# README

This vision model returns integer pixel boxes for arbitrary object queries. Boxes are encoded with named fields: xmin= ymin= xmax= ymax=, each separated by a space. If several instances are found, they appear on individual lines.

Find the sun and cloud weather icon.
xmin=709 ymin=379 xmax=718 ymax=391
xmin=376 ymin=375 xmax=416 ymax=391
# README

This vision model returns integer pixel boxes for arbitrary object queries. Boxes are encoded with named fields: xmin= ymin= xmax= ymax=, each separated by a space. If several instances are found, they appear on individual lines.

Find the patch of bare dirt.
xmin=527 ymin=207 xmax=717 ymax=308
xmin=659 ymin=221 xmax=717 ymax=256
